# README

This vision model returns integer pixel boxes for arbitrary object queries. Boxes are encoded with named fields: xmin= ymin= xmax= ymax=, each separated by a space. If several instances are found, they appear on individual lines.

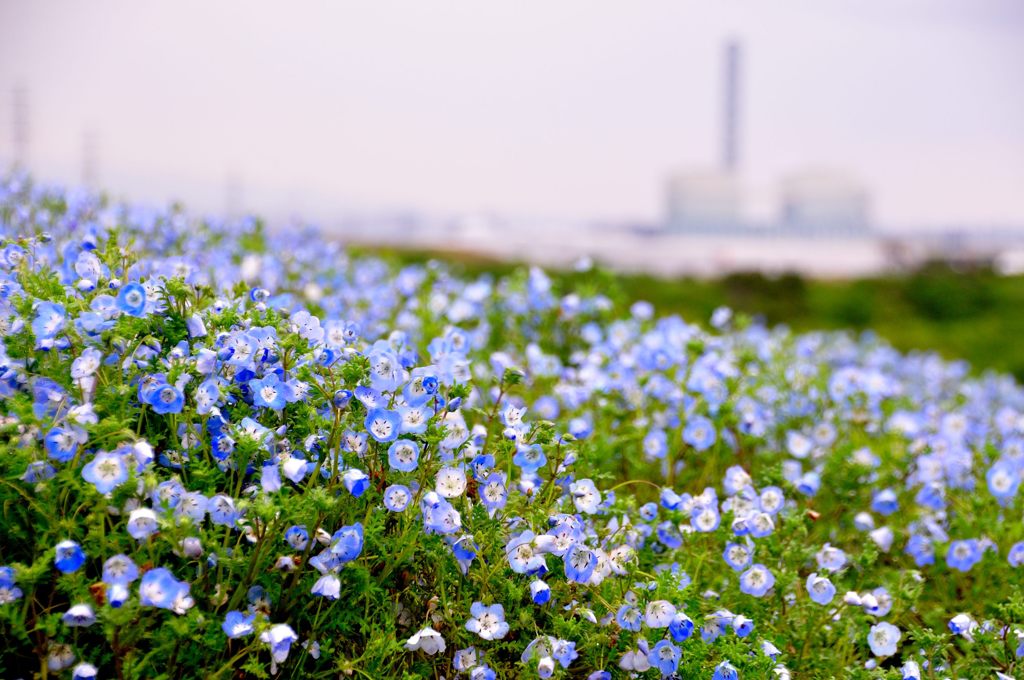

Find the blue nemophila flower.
xmin=740 ymin=564 xmax=775 ymax=597
xmin=367 ymin=343 xmax=403 ymax=392
xmin=987 ymin=461 xmax=1021 ymax=502
xmin=387 ymin=439 xmax=419 ymax=472
xmin=806 ymin=572 xmax=836 ymax=605
xmin=405 ymin=626 xmax=446 ymax=655
xmin=54 ymin=540 xmax=86 ymax=573
xmin=139 ymin=567 xmax=186 ymax=610
xmin=867 ymin=621 xmax=901 ymax=657
xmin=871 ymin=488 xmax=899 ymax=516
xmin=342 ymin=429 xmax=368 ymax=456
xmin=284 ymin=525 xmax=309 ymax=551
xmin=815 ymin=543 xmax=848 ymax=572
xmin=453 ymin=646 xmax=481 ymax=673
xmin=365 ymin=408 xmax=401 ymax=443
xmin=645 ymin=600 xmax=676 ymax=628
xmin=513 ymin=444 xmax=546 ymax=473
xmin=648 ymin=639 xmax=681 ymax=676
xmin=175 ymin=491 xmax=208 ymax=522
xmin=282 ymin=457 xmax=308 ymax=484
xmin=70 ymin=347 xmax=102 ymax=379
xmin=616 ymin=603 xmax=642 ymax=631
xmin=670 ymin=612 xmax=695 ymax=641
xmin=1008 ymin=541 xmax=1024 ymax=567
xmin=62 ymin=603 xmax=96 ymax=627
xmin=22 ymin=461 xmax=57 ymax=483
xmin=116 ymin=282 xmax=146 ymax=316
xmin=71 ymin=662 xmax=98 ymax=680
xmin=421 ymin=491 xmax=462 ymax=534
xmin=948 ymin=613 xmax=978 ymax=639
xmin=47 ymin=642 xmax=76 ymax=672
xmin=402 ymin=374 xmax=436 ymax=406
xmin=863 ymin=587 xmax=893 ymax=617
xmin=470 ymin=453 xmax=496 ymax=481
xmin=45 ymin=427 xmax=80 ymax=463
xmin=506 ymin=531 xmax=545 ymax=574
xmin=260 ymin=461 xmax=282 ymax=493
xmin=311 ymin=573 xmax=341 ymax=600
xmin=656 ymin=520 xmax=684 ymax=549
xmin=436 ymin=466 xmax=467 ymax=498
xmin=106 ymin=583 xmax=130 ymax=608
xmin=260 ymin=623 xmax=298 ymax=668
xmin=723 ymin=542 xmax=753 ymax=571
xmin=208 ymin=494 xmax=239 ymax=527
xmin=902 ymin=660 xmax=922 ymax=680
xmin=539 ymin=515 xmax=583 ymax=557
xmin=618 ymin=638 xmax=651 ymax=672
xmin=102 ymin=554 xmax=138 ymax=585
xmin=639 ymin=502 xmax=659 ymax=521
xmin=683 ymin=415 xmax=716 ymax=452
xmin=692 ymin=505 xmax=721 ymax=533
xmin=712 ymin=660 xmax=739 ymax=680
xmin=249 ymin=372 xmax=294 ymax=410
xmin=551 ymin=638 xmax=578 ymax=669
xmin=0 ymin=566 xmax=23 ymax=605
xmin=906 ymin=534 xmax=936 ymax=567
xmin=794 ymin=469 xmax=820 ymax=496
xmin=127 ymin=508 xmax=159 ymax=540
xmin=354 ymin=386 xmax=384 ymax=410
xmin=146 ymin=381 xmax=184 ymax=415
xmin=290 ymin=309 xmax=323 ymax=343
xmin=759 ymin=485 xmax=785 ymax=514
xmin=332 ymin=388 xmax=353 ymax=409
xmin=947 ymin=539 xmax=983 ymax=572
xmin=342 ymin=468 xmax=369 ymax=497
xmin=81 ymin=451 xmax=129 ymax=494
xmin=479 ymin=472 xmax=508 ymax=516
xmin=570 ymin=479 xmax=601 ymax=514
xmin=465 ymin=602 xmax=509 ymax=640
xmin=383 ymin=484 xmax=412 ymax=512
xmin=564 ymin=543 xmax=597 ymax=583
xmin=398 ymin=403 xmax=432 ymax=435
xmin=660 ymin=487 xmax=682 ymax=510
xmin=222 ymin=610 xmax=256 ymax=638
xmin=32 ymin=301 xmax=66 ymax=340
xmin=643 ymin=429 xmax=668 ymax=460
xmin=468 ymin=665 xmax=496 ymax=680
xmin=762 ymin=639 xmax=782 ymax=661
xmin=330 ymin=523 xmax=364 ymax=562
xmin=530 ymin=579 xmax=551 ymax=605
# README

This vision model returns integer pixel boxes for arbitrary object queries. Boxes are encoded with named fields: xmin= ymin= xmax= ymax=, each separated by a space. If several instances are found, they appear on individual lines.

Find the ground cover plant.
xmin=0 ymin=174 xmax=1023 ymax=679
xmin=375 ymin=248 xmax=1024 ymax=383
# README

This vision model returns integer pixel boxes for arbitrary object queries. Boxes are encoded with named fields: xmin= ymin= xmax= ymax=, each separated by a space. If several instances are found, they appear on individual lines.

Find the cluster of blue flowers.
xmin=0 ymin=174 xmax=1022 ymax=678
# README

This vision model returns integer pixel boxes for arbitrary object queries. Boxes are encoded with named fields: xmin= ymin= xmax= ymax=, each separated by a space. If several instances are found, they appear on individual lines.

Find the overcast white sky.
xmin=1 ymin=1 xmax=1022 ymax=228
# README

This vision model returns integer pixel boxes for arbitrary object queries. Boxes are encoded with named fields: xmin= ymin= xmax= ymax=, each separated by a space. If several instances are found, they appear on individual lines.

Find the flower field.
xmin=0 ymin=176 xmax=1022 ymax=679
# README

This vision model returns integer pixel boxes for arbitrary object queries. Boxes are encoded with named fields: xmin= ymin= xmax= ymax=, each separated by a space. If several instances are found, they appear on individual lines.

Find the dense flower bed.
xmin=0 ymin=175 xmax=1022 ymax=679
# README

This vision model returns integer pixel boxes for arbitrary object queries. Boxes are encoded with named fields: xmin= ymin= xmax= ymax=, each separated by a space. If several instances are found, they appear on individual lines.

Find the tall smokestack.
xmin=722 ymin=40 xmax=741 ymax=174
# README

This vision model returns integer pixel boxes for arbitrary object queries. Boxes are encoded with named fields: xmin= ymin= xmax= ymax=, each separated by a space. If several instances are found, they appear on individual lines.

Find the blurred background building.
xmin=666 ymin=41 xmax=871 ymax=239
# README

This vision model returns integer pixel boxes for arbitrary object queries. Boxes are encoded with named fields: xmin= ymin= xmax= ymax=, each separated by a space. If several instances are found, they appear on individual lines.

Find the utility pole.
xmin=12 ymin=84 xmax=29 ymax=169
xmin=722 ymin=40 xmax=741 ymax=175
